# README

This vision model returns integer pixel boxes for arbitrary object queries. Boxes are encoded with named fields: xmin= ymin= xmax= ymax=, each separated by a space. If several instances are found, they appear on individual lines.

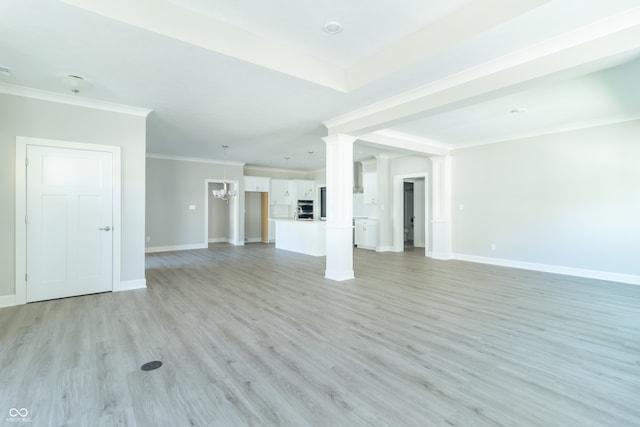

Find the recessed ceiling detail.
xmin=58 ymin=0 xmax=550 ymax=92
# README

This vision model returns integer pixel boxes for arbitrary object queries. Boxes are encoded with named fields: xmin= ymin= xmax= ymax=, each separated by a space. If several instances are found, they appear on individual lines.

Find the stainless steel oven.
xmin=297 ymin=200 xmax=313 ymax=220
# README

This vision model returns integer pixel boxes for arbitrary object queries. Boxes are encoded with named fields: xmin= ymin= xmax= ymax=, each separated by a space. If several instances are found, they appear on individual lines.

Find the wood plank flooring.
xmin=1 ymin=243 xmax=639 ymax=426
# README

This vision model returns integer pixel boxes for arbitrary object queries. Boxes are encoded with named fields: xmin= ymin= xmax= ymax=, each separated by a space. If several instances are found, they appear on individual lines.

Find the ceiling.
xmin=1 ymin=0 xmax=639 ymax=170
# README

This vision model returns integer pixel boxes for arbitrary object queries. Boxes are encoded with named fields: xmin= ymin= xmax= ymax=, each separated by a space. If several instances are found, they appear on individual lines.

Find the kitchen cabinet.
xmin=363 ymin=172 xmax=377 ymax=204
xmin=354 ymin=218 xmax=377 ymax=250
xmin=294 ymin=179 xmax=315 ymax=201
xmin=244 ymin=176 xmax=270 ymax=192
xmin=270 ymin=179 xmax=292 ymax=205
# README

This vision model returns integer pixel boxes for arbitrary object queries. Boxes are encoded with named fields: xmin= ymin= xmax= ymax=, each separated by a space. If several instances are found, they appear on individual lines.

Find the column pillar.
xmin=430 ymin=155 xmax=453 ymax=259
xmin=323 ymin=134 xmax=356 ymax=281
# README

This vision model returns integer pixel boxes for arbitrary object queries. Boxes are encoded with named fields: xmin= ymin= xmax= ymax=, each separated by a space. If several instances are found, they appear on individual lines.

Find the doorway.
xmin=15 ymin=137 xmax=121 ymax=304
xmin=244 ymin=191 xmax=269 ymax=243
xmin=204 ymin=179 xmax=240 ymax=246
xmin=404 ymin=181 xmax=414 ymax=247
xmin=393 ymin=174 xmax=429 ymax=255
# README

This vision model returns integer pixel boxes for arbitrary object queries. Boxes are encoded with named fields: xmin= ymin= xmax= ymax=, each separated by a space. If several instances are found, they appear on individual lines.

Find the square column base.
xmin=325 ymin=225 xmax=354 ymax=281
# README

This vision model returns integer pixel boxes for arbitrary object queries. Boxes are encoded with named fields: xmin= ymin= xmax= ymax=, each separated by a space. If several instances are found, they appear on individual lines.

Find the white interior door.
xmin=26 ymin=145 xmax=113 ymax=302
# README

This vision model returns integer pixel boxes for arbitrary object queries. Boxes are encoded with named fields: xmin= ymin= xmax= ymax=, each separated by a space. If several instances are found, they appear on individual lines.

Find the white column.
xmin=430 ymin=155 xmax=453 ymax=259
xmin=323 ymin=134 xmax=356 ymax=281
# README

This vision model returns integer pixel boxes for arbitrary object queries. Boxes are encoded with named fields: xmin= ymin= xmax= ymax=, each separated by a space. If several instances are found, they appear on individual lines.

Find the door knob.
xmin=99 ymin=226 xmax=111 ymax=231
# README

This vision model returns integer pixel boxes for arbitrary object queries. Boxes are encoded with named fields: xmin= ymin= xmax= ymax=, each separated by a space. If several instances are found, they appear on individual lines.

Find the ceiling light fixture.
xmin=64 ymin=74 xmax=91 ymax=94
xmin=323 ymin=21 xmax=343 ymax=34
xmin=510 ymin=108 xmax=527 ymax=114
xmin=211 ymin=145 xmax=237 ymax=201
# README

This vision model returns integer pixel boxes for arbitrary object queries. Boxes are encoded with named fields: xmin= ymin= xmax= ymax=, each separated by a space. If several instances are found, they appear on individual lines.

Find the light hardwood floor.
xmin=1 ymin=244 xmax=639 ymax=426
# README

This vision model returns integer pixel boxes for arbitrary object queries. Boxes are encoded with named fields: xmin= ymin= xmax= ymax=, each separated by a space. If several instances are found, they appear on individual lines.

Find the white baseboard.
xmin=245 ymin=237 xmax=262 ymax=243
xmin=431 ymin=252 xmax=453 ymax=260
xmin=145 ymin=243 xmax=207 ymax=253
xmin=208 ymin=238 xmax=230 ymax=243
xmin=377 ymin=245 xmax=394 ymax=252
xmin=453 ymin=253 xmax=640 ymax=286
xmin=115 ymin=279 xmax=147 ymax=292
xmin=325 ymin=270 xmax=355 ymax=281
xmin=0 ymin=294 xmax=16 ymax=308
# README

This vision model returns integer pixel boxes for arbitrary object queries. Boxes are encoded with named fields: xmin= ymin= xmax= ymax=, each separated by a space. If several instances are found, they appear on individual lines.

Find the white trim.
xmin=450 ymin=114 xmax=640 ymax=150
xmin=208 ymin=237 xmax=230 ymax=243
xmin=324 ymin=270 xmax=355 ymax=281
xmin=377 ymin=245 xmax=395 ymax=252
xmin=145 ymin=243 xmax=207 ymax=253
xmin=15 ymin=137 xmax=122 ymax=306
xmin=146 ymin=152 xmax=245 ymax=167
xmin=115 ymin=279 xmax=147 ymax=292
xmin=0 ymin=82 xmax=151 ymax=117
xmin=392 ymin=173 xmax=430 ymax=256
xmin=245 ymin=237 xmax=263 ymax=243
xmin=454 ymin=254 xmax=640 ymax=286
xmin=0 ymin=294 xmax=16 ymax=308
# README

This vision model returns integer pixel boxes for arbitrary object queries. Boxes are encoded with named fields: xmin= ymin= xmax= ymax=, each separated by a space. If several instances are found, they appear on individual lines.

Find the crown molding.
xmin=451 ymin=114 xmax=640 ymax=150
xmin=0 ymin=82 xmax=152 ymax=117
xmin=146 ymin=152 xmax=245 ymax=166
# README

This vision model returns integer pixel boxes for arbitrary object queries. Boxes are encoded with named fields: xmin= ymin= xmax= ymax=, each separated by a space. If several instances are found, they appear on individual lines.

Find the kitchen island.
xmin=275 ymin=219 xmax=326 ymax=256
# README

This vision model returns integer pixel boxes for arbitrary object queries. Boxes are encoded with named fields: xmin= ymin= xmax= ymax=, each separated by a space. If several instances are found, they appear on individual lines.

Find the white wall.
xmin=146 ymin=156 xmax=244 ymax=249
xmin=452 ymin=119 xmax=640 ymax=278
xmin=0 ymin=92 xmax=147 ymax=298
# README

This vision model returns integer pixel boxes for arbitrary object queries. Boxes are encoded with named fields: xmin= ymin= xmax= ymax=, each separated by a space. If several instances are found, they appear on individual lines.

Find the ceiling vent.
xmin=353 ymin=162 xmax=363 ymax=193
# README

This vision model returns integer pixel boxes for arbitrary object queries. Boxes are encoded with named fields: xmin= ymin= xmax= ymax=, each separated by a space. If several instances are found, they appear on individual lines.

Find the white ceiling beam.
xmin=60 ymin=0 xmax=347 ymax=91
xmin=345 ymin=0 xmax=551 ymax=91
xmin=358 ymin=130 xmax=450 ymax=157
xmin=325 ymin=8 xmax=640 ymax=136
xmin=59 ymin=0 xmax=549 ymax=93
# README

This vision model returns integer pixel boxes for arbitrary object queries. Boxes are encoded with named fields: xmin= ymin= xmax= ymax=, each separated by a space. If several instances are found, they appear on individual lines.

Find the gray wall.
xmin=452 ymin=119 xmax=640 ymax=275
xmin=0 ymin=93 xmax=147 ymax=297
xmin=146 ymin=157 xmax=244 ymax=248
xmin=208 ymin=182 xmax=230 ymax=241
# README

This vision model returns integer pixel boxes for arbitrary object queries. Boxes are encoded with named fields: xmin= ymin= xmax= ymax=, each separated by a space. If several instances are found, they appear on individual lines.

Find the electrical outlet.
xmin=146 ymin=236 xmax=151 ymax=242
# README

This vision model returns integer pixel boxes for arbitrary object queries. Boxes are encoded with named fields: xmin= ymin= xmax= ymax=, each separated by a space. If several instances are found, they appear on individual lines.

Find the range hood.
xmin=353 ymin=162 xmax=363 ymax=193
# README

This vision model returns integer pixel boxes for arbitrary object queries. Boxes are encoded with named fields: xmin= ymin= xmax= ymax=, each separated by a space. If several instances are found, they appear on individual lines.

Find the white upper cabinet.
xmin=270 ymin=179 xmax=292 ymax=205
xmin=363 ymin=172 xmax=377 ymax=204
xmin=294 ymin=179 xmax=315 ymax=200
xmin=244 ymin=176 xmax=270 ymax=192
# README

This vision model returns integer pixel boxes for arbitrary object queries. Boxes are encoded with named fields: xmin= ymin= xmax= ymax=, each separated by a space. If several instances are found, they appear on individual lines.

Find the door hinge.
xmin=25 ymin=273 xmax=27 ymax=282
xmin=25 ymin=215 xmax=28 ymax=224
xmin=25 ymin=157 xmax=29 ymax=167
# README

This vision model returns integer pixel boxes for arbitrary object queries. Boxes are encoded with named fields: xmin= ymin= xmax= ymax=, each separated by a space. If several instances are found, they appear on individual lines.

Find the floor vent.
xmin=141 ymin=360 xmax=163 ymax=371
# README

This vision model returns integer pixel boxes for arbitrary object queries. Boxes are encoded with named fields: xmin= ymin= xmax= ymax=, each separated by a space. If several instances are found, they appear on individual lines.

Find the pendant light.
xmin=212 ymin=145 xmax=237 ymax=201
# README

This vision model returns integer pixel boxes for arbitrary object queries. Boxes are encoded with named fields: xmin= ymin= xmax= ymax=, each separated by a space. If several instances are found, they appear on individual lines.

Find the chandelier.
xmin=211 ymin=145 xmax=237 ymax=201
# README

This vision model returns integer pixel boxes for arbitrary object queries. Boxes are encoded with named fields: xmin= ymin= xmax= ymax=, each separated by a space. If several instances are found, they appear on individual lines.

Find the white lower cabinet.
xmin=354 ymin=218 xmax=377 ymax=250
